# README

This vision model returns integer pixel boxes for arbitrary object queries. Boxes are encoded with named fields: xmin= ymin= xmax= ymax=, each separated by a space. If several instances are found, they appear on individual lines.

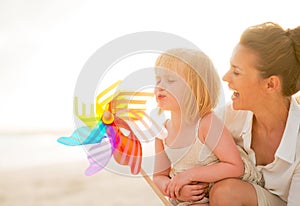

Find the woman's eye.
xmin=233 ymin=70 xmax=240 ymax=75
xmin=230 ymin=67 xmax=240 ymax=75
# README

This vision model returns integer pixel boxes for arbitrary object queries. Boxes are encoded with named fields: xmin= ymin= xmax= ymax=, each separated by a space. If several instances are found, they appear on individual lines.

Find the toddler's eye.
xmin=167 ymin=76 xmax=177 ymax=83
xmin=167 ymin=79 xmax=176 ymax=83
xmin=155 ymin=78 xmax=161 ymax=85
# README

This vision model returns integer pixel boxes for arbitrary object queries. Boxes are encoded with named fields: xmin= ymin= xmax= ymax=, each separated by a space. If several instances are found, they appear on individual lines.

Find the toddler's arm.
xmin=168 ymin=113 xmax=244 ymax=198
xmin=153 ymin=138 xmax=172 ymax=197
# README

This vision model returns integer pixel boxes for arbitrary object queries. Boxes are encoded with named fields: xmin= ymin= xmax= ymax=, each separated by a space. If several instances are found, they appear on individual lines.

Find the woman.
xmin=208 ymin=22 xmax=300 ymax=205
xmin=176 ymin=22 xmax=300 ymax=205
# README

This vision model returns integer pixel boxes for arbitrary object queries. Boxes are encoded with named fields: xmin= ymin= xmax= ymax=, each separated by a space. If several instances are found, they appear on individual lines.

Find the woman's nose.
xmin=222 ymin=70 xmax=230 ymax=82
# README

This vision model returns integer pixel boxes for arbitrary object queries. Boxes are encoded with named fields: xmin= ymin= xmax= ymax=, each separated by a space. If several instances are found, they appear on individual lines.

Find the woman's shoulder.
xmin=215 ymin=103 xmax=251 ymax=123
xmin=296 ymin=96 xmax=300 ymax=105
xmin=214 ymin=102 xmax=252 ymax=138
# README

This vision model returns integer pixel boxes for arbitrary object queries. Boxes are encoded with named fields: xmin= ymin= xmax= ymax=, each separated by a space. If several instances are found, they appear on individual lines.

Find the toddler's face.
xmin=154 ymin=65 xmax=187 ymax=112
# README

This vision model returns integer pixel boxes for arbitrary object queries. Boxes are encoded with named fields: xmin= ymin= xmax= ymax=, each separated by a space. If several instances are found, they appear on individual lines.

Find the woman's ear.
xmin=265 ymin=75 xmax=281 ymax=93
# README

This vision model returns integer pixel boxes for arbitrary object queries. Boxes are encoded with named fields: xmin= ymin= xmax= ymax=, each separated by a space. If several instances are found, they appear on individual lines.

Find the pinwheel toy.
xmin=57 ymin=80 xmax=171 ymax=205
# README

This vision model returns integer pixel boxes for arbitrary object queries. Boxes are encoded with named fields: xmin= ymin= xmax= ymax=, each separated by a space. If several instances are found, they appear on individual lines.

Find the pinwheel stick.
xmin=140 ymin=168 xmax=172 ymax=206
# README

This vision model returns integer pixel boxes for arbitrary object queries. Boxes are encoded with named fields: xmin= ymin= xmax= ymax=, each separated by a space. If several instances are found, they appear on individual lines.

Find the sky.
xmin=1 ymin=0 xmax=299 ymax=132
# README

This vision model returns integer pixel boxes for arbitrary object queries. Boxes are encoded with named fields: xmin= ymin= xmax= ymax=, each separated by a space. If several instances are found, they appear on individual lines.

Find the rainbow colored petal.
xmin=85 ymin=138 xmax=113 ymax=176
xmin=57 ymin=121 xmax=107 ymax=146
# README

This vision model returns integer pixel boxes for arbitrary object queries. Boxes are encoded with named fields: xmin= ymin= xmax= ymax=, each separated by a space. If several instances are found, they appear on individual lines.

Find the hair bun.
xmin=287 ymin=26 xmax=300 ymax=92
xmin=286 ymin=27 xmax=300 ymax=63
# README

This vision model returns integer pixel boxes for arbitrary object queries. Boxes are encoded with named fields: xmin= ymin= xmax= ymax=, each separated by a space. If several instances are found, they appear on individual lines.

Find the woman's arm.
xmin=153 ymin=138 xmax=172 ymax=197
xmin=167 ymin=113 xmax=244 ymax=198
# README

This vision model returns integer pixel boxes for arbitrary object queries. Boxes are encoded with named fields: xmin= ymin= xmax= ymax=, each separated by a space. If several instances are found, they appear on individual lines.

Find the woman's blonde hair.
xmin=155 ymin=48 xmax=220 ymax=122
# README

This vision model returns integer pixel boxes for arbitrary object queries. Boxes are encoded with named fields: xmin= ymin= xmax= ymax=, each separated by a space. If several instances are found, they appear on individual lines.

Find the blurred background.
xmin=0 ymin=0 xmax=299 ymax=205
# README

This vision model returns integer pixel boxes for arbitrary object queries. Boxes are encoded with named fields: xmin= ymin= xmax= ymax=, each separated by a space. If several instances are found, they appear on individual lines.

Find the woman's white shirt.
xmin=216 ymin=97 xmax=300 ymax=205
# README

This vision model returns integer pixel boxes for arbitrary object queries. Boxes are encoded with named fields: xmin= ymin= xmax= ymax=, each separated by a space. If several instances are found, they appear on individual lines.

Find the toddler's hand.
xmin=167 ymin=172 xmax=192 ymax=198
xmin=162 ymin=179 xmax=171 ymax=197
xmin=177 ymin=182 xmax=209 ymax=202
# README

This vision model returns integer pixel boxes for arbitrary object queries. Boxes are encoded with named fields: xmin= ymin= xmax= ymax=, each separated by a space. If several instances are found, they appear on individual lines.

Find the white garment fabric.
xmin=163 ymin=119 xmax=216 ymax=205
xmin=215 ymin=97 xmax=300 ymax=205
xmin=162 ymin=117 xmax=264 ymax=205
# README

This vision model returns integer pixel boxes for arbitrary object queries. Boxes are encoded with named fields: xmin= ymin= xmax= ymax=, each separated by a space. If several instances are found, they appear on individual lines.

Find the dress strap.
xmin=194 ymin=118 xmax=201 ymax=140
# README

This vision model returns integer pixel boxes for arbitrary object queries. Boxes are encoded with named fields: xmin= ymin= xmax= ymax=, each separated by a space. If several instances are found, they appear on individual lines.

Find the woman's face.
xmin=222 ymin=44 xmax=265 ymax=111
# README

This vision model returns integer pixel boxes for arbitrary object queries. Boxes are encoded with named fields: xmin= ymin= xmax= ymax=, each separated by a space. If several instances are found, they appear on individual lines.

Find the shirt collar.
xmin=275 ymin=97 xmax=300 ymax=163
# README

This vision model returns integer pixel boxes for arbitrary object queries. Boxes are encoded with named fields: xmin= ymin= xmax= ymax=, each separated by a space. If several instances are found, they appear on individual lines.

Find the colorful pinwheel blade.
xmin=111 ymin=91 xmax=154 ymax=121
xmin=127 ymin=109 xmax=165 ymax=142
xmin=113 ymin=133 xmax=142 ymax=175
xmin=57 ymin=126 xmax=91 ymax=146
xmin=57 ymin=121 xmax=107 ymax=146
xmin=85 ymin=137 xmax=113 ymax=176
xmin=81 ymin=121 xmax=107 ymax=145
xmin=74 ymin=97 xmax=100 ymax=129
xmin=96 ymin=80 xmax=121 ymax=116
xmin=113 ymin=117 xmax=142 ymax=175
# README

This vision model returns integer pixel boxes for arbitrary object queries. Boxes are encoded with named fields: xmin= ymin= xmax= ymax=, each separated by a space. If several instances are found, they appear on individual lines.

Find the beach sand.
xmin=0 ymin=133 xmax=164 ymax=206
xmin=0 ymin=161 xmax=164 ymax=206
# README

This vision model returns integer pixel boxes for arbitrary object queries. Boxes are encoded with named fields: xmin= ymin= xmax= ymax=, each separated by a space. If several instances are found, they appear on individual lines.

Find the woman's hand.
xmin=176 ymin=182 xmax=209 ymax=202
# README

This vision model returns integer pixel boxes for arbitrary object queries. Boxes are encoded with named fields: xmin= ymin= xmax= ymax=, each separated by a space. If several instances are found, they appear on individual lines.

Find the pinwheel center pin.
xmin=102 ymin=110 xmax=114 ymax=125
